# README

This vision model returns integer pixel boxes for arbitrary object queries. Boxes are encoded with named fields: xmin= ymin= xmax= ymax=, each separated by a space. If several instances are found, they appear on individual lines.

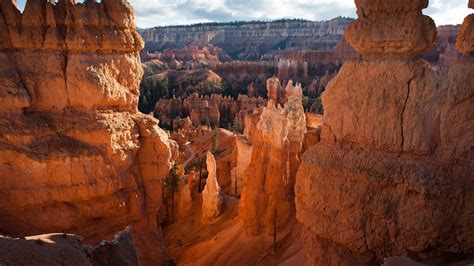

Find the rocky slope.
xmin=0 ymin=229 xmax=138 ymax=266
xmin=295 ymin=0 xmax=474 ymax=264
xmin=0 ymin=1 xmax=176 ymax=264
xmin=140 ymin=18 xmax=353 ymax=60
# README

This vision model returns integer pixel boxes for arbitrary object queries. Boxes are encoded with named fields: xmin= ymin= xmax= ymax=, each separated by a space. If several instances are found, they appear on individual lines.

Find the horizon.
xmin=12 ymin=0 xmax=471 ymax=28
xmin=137 ymin=17 xmax=353 ymax=30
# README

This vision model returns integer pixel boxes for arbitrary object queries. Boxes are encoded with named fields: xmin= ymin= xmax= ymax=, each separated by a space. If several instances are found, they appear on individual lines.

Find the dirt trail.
xmin=182 ymin=142 xmax=196 ymax=170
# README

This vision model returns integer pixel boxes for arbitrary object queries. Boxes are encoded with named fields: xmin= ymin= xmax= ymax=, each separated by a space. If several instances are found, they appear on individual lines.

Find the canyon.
xmin=0 ymin=0 xmax=473 ymax=266
xmin=139 ymin=19 xmax=462 ymax=130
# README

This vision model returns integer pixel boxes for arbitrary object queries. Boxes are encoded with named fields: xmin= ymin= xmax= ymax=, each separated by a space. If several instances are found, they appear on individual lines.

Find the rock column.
xmin=240 ymin=86 xmax=306 ymax=235
xmin=202 ymin=152 xmax=224 ymax=223
xmin=295 ymin=0 xmax=474 ymax=264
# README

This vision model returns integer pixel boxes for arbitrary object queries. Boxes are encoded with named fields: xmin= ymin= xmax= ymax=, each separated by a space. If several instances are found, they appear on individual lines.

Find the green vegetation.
xmin=211 ymin=128 xmax=219 ymax=154
xmin=197 ymin=155 xmax=206 ymax=193
xmin=164 ymin=163 xmax=180 ymax=222
xmin=152 ymin=18 xmax=314 ymax=30
xmin=302 ymin=96 xmax=324 ymax=114
xmin=231 ymin=118 xmax=243 ymax=134
xmin=139 ymin=76 xmax=169 ymax=114
xmin=203 ymin=81 xmax=223 ymax=95
xmin=203 ymin=118 xmax=211 ymax=128
xmin=143 ymin=63 xmax=168 ymax=77
xmin=311 ymin=97 xmax=324 ymax=114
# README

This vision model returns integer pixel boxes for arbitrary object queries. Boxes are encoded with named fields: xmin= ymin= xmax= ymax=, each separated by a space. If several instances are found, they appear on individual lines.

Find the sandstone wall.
xmin=295 ymin=1 xmax=474 ymax=264
xmin=0 ymin=1 xmax=177 ymax=264
xmin=230 ymin=136 xmax=253 ymax=197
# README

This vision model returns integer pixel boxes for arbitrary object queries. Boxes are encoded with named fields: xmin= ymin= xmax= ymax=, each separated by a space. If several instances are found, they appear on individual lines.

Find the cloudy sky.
xmin=14 ymin=0 xmax=471 ymax=28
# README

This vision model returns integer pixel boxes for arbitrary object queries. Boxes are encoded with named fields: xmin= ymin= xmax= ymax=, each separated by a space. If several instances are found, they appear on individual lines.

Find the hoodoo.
xmin=0 ymin=0 xmax=177 ymax=264
xmin=240 ymin=85 xmax=306 ymax=235
xmin=1 ymin=0 xmax=473 ymax=265
xmin=295 ymin=0 xmax=474 ymax=264
xmin=202 ymin=152 xmax=224 ymax=223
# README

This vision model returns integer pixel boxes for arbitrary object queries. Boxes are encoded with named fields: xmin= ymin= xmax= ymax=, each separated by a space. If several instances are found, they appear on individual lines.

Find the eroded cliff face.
xmin=140 ymin=18 xmax=353 ymax=60
xmin=155 ymin=93 xmax=266 ymax=129
xmin=0 ymin=1 xmax=176 ymax=264
xmin=295 ymin=1 xmax=474 ymax=264
xmin=240 ymin=91 xmax=306 ymax=236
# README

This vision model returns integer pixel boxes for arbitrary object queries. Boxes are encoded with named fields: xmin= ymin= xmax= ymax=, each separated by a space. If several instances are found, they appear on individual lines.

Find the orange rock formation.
xmin=457 ymin=2 xmax=474 ymax=53
xmin=295 ymin=0 xmax=474 ymax=264
xmin=240 ymin=91 xmax=306 ymax=235
xmin=202 ymin=152 xmax=224 ymax=223
xmin=266 ymin=76 xmax=284 ymax=106
xmin=0 ymin=1 xmax=176 ymax=264
xmin=345 ymin=0 xmax=437 ymax=56
xmin=155 ymin=93 xmax=266 ymax=128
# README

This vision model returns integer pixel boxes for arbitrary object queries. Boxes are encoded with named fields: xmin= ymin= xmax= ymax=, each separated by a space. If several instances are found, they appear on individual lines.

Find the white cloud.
xmin=425 ymin=0 xmax=471 ymax=25
xmin=131 ymin=0 xmax=357 ymax=27
xmin=13 ymin=0 xmax=472 ymax=28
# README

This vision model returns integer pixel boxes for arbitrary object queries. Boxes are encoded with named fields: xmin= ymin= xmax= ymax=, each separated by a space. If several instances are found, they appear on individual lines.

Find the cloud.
xmin=131 ymin=0 xmax=470 ymax=28
xmin=132 ymin=0 xmax=357 ymax=27
xmin=13 ymin=0 xmax=472 ymax=28
xmin=425 ymin=0 xmax=471 ymax=25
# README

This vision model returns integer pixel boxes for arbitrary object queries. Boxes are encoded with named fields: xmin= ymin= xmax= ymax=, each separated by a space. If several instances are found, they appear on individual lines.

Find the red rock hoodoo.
xmin=295 ymin=0 xmax=474 ymax=264
xmin=0 ymin=1 xmax=177 ymax=264
xmin=154 ymin=93 xmax=266 ymax=128
xmin=240 ymin=88 xmax=306 ymax=236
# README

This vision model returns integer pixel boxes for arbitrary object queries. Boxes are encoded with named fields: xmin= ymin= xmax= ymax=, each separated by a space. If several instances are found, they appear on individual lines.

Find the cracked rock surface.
xmin=295 ymin=0 xmax=474 ymax=264
xmin=0 ymin=1 xmax=177 ymax=265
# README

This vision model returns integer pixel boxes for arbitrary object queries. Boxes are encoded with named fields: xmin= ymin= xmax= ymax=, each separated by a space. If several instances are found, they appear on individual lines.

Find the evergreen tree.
xmin=231 ymin=118 xmax=243 ymax=134
xmin=211 ymin=129 xmax=219 ymax=154
xmin=164 ymin=163 xmax=180 ymax=222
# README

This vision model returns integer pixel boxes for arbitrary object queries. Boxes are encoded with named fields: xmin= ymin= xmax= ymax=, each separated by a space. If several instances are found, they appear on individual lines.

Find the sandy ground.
xmin=163 ymin=188 xmax=306 ymax=265
xmin=165 ymin=127 xmax=306 ymax=265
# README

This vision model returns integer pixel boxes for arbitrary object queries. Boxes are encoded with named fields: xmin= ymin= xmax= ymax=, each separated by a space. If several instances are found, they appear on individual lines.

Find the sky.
xmin=14 ymin=0 xmax=472 ymax=28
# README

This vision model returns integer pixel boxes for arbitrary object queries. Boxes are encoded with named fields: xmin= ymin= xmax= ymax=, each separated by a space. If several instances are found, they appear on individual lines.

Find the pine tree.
xmin=164 ymin=164 xmax=180 ymax=222
xmin=211 ymin=128 xmax=219 ymax=154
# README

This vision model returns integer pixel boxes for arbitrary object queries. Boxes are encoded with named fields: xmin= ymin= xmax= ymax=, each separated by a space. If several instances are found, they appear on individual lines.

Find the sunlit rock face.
xmin=456 ymin=2 xmax=474 ymax=54
xmin=239 ymin=93 xmax=306 ymax=236
xmin=345 ymin=0 xmax=437 ymax=57
xmin=202 ymin=152 xmax=224 ymax=223
xmin=266 ymin=76 xmax=284 ymax=106
xmin=295 ymin=0 xmax=474 ymax=264
xmin=284 ymin=80 xmax=303 ymax=104
xmin=230 ymin=136 xmax=252 ymax=197
xmin=0 ymin=1 xmax=177 ymax=265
